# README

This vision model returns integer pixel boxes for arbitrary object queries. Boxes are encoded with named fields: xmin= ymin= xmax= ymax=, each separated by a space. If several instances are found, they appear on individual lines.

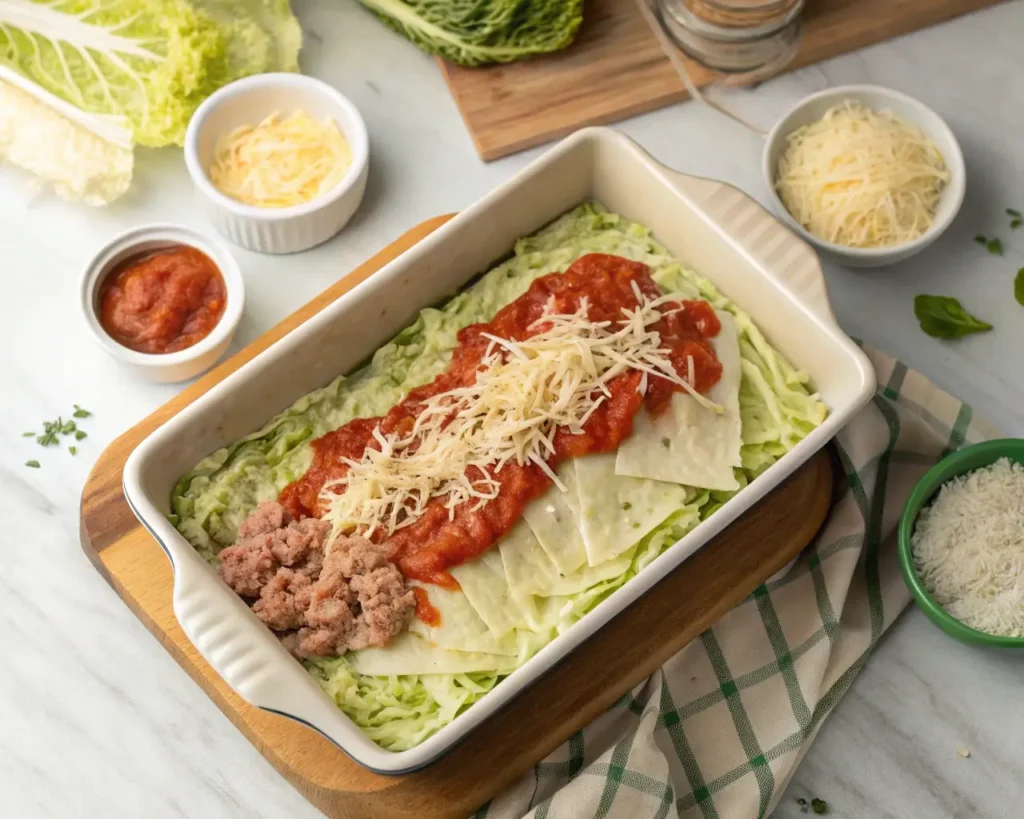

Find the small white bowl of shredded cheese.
xmin=762 ymin=85 xmax=965 ymax=268
xmin=184 ymin=73 xmax=368 ymax=254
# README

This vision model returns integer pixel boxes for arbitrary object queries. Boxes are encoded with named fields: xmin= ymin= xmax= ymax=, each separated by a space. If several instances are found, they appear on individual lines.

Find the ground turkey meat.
xmin=216 ymin=501 xmax=415 ymax=657
xmin=252 ymin=569 xmax=312 ymax=631
xmin=217 ymin=502 xmax=329 ymax=597
xmin=295 ymin=550 xmax=414 ymax=656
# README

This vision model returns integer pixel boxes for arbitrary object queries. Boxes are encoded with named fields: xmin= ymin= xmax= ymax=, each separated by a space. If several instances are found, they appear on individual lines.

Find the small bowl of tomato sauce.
xmin=80 ymin=225 xmax=244 ymax=382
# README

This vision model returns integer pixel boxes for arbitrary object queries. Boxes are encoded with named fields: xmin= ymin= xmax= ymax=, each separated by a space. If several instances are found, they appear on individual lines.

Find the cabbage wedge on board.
xmin=0 ymin=0 xmax=301 ymax=204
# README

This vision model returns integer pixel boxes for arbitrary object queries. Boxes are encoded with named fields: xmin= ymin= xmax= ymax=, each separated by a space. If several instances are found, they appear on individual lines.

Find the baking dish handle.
xmin=170 ymin=545 xmax=346 ymax=727
xmin=659 ymin=168 xmax=837 ymax=325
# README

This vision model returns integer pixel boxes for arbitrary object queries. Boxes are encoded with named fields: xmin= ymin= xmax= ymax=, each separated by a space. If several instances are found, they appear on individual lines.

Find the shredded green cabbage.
xmin=308 ymin=658 xmax=501 ymax=751
xmin=173 ymin=202 xmax=827 ymax=752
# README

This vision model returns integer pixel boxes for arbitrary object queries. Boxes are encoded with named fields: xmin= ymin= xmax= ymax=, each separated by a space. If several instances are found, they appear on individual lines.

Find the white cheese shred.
xmin=209 ymin=110 xmax=352 ymax=209
xmin=322 ymin=291 xmax=723 ymax=540
xmin=912 ymin=457 xmax=1024 ymax=638
xmin=775 ymin=101 xmax=949 ymax=249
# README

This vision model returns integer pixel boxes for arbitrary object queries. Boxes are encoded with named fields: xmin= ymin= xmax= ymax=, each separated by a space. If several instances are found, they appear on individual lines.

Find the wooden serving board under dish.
xmin=81 ymin=214 xmax=836 ymax=819
xmin=440 ymin=0 xmax=1001 ymax=161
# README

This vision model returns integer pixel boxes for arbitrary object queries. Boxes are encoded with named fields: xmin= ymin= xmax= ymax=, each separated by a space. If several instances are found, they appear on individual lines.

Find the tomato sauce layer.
xmin=280 ymin=254 xmax=721 ymax=587
xmin=98 ymin=246 xmax=226 ymax=355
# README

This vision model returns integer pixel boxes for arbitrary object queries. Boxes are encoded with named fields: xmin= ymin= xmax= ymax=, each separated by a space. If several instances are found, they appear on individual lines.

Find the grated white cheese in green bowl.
xmin=911 ymin=457 xmax=1024 ymax=638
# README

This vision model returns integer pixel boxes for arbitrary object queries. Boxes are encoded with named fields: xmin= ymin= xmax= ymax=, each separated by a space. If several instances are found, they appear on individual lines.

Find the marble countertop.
xmin=2 ymin=1 xmax=1023 ymax=816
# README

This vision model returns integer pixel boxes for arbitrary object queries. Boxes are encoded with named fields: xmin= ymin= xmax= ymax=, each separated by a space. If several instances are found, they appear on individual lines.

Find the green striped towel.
xmin=480 ymin=347 xmax=999 ymax=819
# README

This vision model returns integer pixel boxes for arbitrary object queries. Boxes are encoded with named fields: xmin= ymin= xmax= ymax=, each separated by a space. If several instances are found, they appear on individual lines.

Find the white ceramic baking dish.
xmin=123 ymin=127 xmax=875 ymax=774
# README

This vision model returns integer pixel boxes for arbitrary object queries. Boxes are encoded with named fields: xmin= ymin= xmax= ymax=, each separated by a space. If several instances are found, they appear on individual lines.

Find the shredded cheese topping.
xmin=912 ymin=457 xmax=1024 ymax=638
xmin=322 ymin=290 xmax=721 ymax=540
xmin=775 ymin=101 xmax=949 ymax=248
xmin=209 ymin=110 xmax=352 ymax=209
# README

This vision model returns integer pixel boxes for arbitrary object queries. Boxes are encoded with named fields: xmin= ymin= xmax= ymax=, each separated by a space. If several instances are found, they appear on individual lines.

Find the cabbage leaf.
xmin=354 ymin=0 xmax=583 ymax=66
xmin=0 ymin=0 xmax=301 ymax=148
xmin=0 ymin=72 xmax=132 ymax=205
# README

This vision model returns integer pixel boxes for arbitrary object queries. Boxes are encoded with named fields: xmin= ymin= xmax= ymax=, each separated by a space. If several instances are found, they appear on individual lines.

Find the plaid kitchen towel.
xmin=480 ymin=347 xmax=1001 ymax=819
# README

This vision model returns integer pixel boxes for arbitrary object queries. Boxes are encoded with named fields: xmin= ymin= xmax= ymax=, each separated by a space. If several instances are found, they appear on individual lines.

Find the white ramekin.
xmin=183 ymin=73 xmax=369 ymax=255
xmin=80 ymin=225 xmax=245 ymax=383
xmin=762 ymin=85 xmax=966 ymax=268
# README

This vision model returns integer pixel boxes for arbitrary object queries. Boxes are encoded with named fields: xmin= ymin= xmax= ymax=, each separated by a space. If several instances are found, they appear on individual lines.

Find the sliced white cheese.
xmin=574 ymin=453 xmax=692 ymax=566
xmin=500 ymin=519 xmax=564 ymax=599
xmin=449 ymin=548 xmax=528 ymax=638
xmin=519 ymin=594 xmax=574 ymax=634
xmin=407 ymin=582 xmax=518 ymax=656
xmin=547 ymin=546 xmax=636 ymax=597
xmin=499 ymin=512 xmax=638 ymax=602
xmin=615 ymin=311 xmax=743 ymax=491
xmin=348 ymin=633 xmax=518 ymax=676
xmin=522 ymin=462 xmax=588 ymax=575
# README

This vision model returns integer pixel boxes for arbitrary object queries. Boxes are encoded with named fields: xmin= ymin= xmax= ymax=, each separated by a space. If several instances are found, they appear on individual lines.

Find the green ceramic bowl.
xmin=897 ymin=438 xmax=1024 ymax=648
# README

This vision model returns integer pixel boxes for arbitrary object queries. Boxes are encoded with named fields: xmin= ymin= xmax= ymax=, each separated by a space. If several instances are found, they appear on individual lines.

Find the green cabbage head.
xmin=355 ymin=0 xmax=584 ymax=66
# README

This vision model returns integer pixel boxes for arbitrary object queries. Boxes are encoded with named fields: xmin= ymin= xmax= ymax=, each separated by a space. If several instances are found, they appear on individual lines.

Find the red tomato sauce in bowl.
xmin=98 ymin=245 xmax=227 ymax=355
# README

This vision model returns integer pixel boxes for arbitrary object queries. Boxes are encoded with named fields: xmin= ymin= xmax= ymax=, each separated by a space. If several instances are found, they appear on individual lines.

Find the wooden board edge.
xmin=435 ymin=57 xmax=491 ymax=160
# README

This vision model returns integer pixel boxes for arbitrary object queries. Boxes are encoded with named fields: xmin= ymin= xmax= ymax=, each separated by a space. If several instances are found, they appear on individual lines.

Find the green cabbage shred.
xmin=173 ymin=202 xmax=827 ymax=751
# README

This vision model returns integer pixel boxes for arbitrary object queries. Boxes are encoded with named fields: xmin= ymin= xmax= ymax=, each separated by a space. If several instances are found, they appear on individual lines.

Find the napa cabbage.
xmin=0 ymin=0 xmax=300 ymax=147
xmin=0 ymin=70 xmax=133 ymax=204
xmin=0 ymin=0 xmax=300 ymax=203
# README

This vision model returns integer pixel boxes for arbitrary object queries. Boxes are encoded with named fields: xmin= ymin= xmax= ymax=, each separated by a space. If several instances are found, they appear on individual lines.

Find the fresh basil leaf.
xmin=987 ymin=237 xmax=1003 ymax=255
xmin=1016 ymin=268 xmax=1024 ymax=307
xmin=914 ymin=295 xmax=993 ymax=339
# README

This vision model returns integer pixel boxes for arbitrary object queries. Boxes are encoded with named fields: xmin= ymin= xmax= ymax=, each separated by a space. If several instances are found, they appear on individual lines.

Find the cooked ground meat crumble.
xmin=217 ymin=501 xmax=415 ymax=657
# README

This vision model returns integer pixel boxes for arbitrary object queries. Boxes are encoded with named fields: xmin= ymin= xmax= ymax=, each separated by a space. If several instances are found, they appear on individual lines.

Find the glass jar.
xmin=658 ymin=0 xmax=805 ymax=75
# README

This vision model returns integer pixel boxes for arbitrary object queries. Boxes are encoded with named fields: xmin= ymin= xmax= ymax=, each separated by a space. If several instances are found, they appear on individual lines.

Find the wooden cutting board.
xmin=80 ymin=215 xmax=836 ymax=819
xmin=439 ymin=0 xmax=1001 ymax=161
